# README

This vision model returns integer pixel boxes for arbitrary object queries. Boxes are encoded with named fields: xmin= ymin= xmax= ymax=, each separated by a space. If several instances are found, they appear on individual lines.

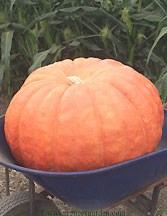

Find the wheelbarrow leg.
xmin=5 ymin=167 xmax=10 ymax=195
xmin=148 ymin=183 xmax=164 ymax=216
xmin=126 ymin=183 xmax=165 ymax=216
xmin=29 ymin=179 xmax=36 ymax=216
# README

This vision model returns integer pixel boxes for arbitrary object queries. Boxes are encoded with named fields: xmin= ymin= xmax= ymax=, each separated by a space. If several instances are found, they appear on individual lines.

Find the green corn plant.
xmin=0 ymin=31 xmax=13 ymax=94
xmin=0 ymin=0 xmax=166 ymax=101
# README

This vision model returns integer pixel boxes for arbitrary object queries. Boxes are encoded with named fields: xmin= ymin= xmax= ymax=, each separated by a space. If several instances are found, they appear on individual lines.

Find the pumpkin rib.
xmin=102 ymin=59 xmax=124 ymax=66
xmin=100 ymin=80 xmax=147 ymax=152
xmin=17 ymin=83 xmax=58 ymax=169
xmin=55 ymin=83 xmax=105 ymax=171
xmin=84 ymin=61 xmax=123 ymax=82
xmin=88 ymin=81 xmax=146 ymax=164
xmin=22 ymin=64 xmax=69 ymax=88
xmin=15 ymin=84 xmax=51 ymax=167
xmin=90 ymin=64 xmax=159 ymax=107
xmin=22 ymin=72 xmax=68 ymax=89
xmin=109 ymin=70 xmax=163 ymax=128
xmin=5 ymin=81 xmax=53 ymax=167
xmin=74 ymin=58 xmax=101 ymax=79
xmin=124 ymin=66 xmax=160 ymax=97
xmin=74 ymin=57 xmax=100 ymax=69
xmin=84 ymin=85 xmax=104 ymax=167
xmin=130 ymin=72 xmax=164 ymax=126
xmin=53 ymin=59 xmax=76 ymax=77
xmin=44 ymin=85 xmax=68 ymax=171
xmin=117 ymin=66 xmax=163 ymax=125
xmin=102 ymin=72 xmax=163 ymax=152
xmin=5 ymin=81 xmax=51 ymax=138
xmin=20 ymin=80 xmax=61 ymax=94
xmin=92 ymin=68 xmax=163 ymax=128
xmin=22 ymin=76 xmax=65 ymax=89
xmin=32 ymin=84 xmax=68 ymax=171
xmin=52 ymin=85 xmax=71 ymax=171
xmin=84 ymin=59 xmax=124 ymax=81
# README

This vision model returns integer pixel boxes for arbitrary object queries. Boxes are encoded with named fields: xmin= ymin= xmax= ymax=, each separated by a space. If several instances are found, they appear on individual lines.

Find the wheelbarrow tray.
xmin=0 ymin=111 xmax=167 ymax=211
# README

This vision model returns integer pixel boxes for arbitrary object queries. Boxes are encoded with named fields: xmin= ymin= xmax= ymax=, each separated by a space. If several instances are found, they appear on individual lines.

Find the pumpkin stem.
xmin=67 ymin=76 xmax=84 ymax=85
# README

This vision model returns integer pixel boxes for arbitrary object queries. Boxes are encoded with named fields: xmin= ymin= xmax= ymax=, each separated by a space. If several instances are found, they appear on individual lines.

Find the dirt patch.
xmin=0 ymin=94 xmax=167 ymax=215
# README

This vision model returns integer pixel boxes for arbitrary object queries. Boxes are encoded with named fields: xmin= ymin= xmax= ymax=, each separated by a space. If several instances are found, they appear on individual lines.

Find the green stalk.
xmin=127 ymin=45 xmax=135 ymax=66
xmin=138 ymin=0 xmax=143 ymax=12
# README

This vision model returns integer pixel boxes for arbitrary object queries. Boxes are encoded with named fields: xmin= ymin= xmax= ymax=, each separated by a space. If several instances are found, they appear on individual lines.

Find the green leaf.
xmin=10 ymin=23 xmax=26 ymax=30
xmin=73 ymin=34 xmax=99 ymax=40
xmin=1 ymin=31 xmax=14 ymax=65
xmin=70 ymin=40 xmax=80 ymax=47
xmin=0 ymin=65 xmax=5 ymax=84
xmin=59 ymin=6 xmax=97 ymax=13
xmin=143 ymin=14 xmax=163 ymax=22
xmin=0 ymin=31 xmax=13 ymax=90
xmin=49 ymin=44 xmax=59 ymax=54
xmin=10 ymin=0 xmax=16 ymax=11
xmin=26 ymin=30 xmax=38 ymax=56
xmin=0 ymin=23 xmax=10 ymax=30
xmin=28 ymin=50 xmax=50 ymax=73
xmin=132 ymin=10 xmax=163 ymax=22
xmin=158 ymin=72 xmax=167 ymax=103
xmin=82 ymin=41 xmax=102 ymax=51
xmin=154 ymin=0 xmax=167 ymax=16
xmin=94 ymin=0 xmax=103 ymax=3
xmin=17 ymin=0 xmax=37 ymax=5
xmin=100 ymin=8 xmax=126 ymax=29
xmin=147 ymin=27 xmax=167 ymax=64
xmin=80 ymin=6 xmax=97 ymax=12
xmin=28 ymin=44 xmax=60 ymax=73
xmin=157 ymin=16 xmax=167 ymax=34
xmin=60 ymin=7 xmax=80 ymax=13
xmin=0 ymin=12 xmax=6 ymax=24
xmin=162 ymin=66 xmax=167 ymax=74
xmin=48 ymin=20 xmax=63 ymax=25
xmin=37 ymin=11 xmax=57 ymax=21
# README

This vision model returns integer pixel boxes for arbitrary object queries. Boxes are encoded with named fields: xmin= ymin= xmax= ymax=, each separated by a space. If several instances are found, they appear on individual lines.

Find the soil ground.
xmin=0 ymin=94 xmax=167 ymax=216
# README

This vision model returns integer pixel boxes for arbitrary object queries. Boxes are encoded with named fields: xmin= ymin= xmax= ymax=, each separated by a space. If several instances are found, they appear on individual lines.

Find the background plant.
xmin=0 ymin=0 xmax=167 ymax=101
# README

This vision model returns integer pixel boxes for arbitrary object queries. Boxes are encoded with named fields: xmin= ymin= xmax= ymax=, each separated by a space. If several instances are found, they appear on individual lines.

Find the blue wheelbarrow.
xmin=0 ymin=109 xmax=167 ymax=216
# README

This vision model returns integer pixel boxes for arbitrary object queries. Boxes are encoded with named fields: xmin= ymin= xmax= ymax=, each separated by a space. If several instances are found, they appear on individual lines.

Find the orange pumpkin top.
xmin=5 ymin=58 xmax=164 ymax=172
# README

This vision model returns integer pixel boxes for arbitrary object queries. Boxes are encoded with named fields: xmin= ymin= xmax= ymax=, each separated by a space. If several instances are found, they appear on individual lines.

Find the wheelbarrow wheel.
xmin=0 ymin=191 xmax=61 ymax=216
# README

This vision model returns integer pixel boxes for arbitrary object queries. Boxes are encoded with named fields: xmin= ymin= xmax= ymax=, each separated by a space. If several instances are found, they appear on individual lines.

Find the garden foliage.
xmin=0 ymin=0 xmax=167 ymax=101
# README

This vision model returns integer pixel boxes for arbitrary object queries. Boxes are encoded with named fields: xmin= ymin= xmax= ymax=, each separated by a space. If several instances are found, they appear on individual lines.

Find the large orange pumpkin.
xmin=5 ymin=57 xmax=164 ymax=172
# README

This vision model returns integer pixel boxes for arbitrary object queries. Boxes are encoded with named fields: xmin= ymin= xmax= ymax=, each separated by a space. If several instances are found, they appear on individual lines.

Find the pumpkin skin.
xmin=5 ymin=57 xmax=164 ymax=172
